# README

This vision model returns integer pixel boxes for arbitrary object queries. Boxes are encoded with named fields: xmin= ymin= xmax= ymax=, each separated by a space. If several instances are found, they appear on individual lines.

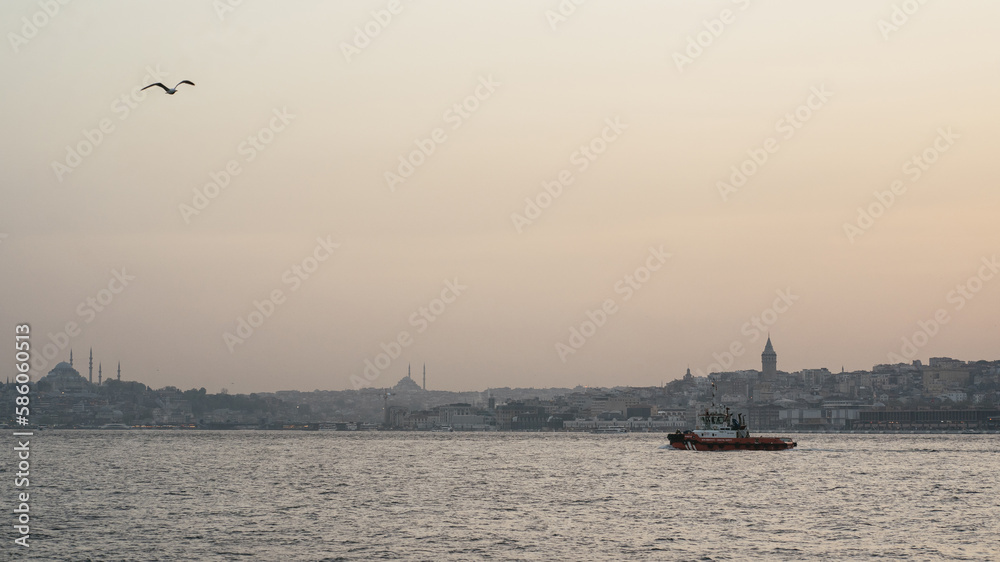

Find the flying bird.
xmin=141 ymin=80 xmax=195 ymax=95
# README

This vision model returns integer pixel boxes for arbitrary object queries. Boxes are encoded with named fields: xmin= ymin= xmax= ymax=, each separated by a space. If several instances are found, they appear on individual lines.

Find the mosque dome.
xmin=42 ymin=359 xmax=86 ymax=393
xmin=393 ymin=375 xmax=422 ymax=392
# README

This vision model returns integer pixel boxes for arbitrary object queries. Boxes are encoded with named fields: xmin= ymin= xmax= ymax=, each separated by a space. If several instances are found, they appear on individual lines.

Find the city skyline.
xmin=26 ymin=338 xmax=1000 ymax=396
xmin=23 ymin=341 xmax=999 ymax=429
xmin=2 ymin=1 xmax=999 ymax=393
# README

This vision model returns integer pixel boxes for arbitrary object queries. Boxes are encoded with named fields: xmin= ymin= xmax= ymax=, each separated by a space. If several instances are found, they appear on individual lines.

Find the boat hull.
xmin=668 ymin=433 xmax=795 ymax=451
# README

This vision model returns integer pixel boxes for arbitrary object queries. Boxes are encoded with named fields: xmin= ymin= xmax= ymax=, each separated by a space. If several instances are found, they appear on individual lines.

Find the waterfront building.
xmin=856 ymin=408 xmax=1000 ymax=430
xmin=922 ymin=366 xmax=971 ymax=395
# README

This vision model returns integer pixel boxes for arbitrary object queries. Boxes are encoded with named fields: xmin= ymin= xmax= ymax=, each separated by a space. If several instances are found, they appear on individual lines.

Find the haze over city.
xmin=2 ymin=0 xmax=998 ymax=393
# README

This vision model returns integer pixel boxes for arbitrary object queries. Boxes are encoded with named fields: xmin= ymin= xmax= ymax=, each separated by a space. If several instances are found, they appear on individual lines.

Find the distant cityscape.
xmin=5 ymin=338 xmax=1000 ymax=432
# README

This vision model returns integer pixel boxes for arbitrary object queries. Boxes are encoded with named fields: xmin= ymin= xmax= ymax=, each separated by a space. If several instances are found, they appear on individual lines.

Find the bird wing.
xmin=176 ymin=80 xmax=195 ymax=87
xmin=141 ymin=83 xmax=169 ymax=92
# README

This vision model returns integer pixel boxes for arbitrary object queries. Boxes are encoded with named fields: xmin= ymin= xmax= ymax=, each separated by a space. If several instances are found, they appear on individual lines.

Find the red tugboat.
xmin=668 ymin=404 xmax=796 ymax=451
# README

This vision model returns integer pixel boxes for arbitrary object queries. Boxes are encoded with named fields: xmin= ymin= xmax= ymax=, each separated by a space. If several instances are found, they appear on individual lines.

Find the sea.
xmin=12 ymin=431 xmax=1000 ymax=561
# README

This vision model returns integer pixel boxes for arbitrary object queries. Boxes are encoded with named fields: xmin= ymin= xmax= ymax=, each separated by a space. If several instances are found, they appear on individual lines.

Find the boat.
xmin=667 ymin=404 xmax=795 ymax=451
xmin=592 ymin=426 xmax=628 ymax=434
xmin=98 ymin=423 xmax=132 ymax=430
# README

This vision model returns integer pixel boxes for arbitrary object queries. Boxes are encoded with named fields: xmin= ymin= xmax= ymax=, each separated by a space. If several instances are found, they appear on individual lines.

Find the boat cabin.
xmin=695 ymin=405 xmax=750 ymax=438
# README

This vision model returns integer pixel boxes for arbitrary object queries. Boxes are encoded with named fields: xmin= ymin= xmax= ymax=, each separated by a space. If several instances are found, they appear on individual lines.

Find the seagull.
xmin=141 ymin=80 xmax=195 ymax=95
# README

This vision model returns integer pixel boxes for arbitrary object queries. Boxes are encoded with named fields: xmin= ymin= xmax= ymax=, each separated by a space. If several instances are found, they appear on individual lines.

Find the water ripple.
xmin=19 ymin=432 xmax=1000 ymax=561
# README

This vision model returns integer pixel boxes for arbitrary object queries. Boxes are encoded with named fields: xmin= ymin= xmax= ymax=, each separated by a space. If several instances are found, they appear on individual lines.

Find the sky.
xmin=2 ymin=0 xmax=998 ymax=393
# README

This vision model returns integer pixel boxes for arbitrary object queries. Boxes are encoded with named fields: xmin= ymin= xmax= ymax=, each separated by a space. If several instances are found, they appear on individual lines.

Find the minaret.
xmin=89 ymin=348 xmax=93 ymax=384
xmin=98 ymin=363 xmax=102 ymax=385
xmin=408 ymin=363 xmax=411 ymax=379
xmin=70 ymin=349 xmax=73 ymax=367
xmin=762 ymin=335 xmax=777 ymax=381
xmin=117 ymin=362 xmax=121 ymax=381
xmin=422 ymin=364 xmax=426 ymax=391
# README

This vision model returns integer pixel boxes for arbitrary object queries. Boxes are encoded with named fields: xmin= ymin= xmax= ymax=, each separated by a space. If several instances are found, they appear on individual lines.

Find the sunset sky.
xmin=2 ymin=0 xmax=998 ymax=392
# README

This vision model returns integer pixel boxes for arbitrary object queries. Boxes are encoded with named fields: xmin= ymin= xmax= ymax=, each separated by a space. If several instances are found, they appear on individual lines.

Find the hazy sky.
xmin=3 ymin=0 xmax=998 ymax=392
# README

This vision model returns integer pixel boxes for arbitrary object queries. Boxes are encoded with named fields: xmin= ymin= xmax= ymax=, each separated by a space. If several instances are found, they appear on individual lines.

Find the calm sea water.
xmin=13 ymin=431 xmax=1000 ymax=561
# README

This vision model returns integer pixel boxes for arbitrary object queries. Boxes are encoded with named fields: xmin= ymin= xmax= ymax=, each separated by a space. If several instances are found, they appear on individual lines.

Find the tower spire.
xmin=761 ymin=334 xmax=777 ymax=381
xmin=89 ymin=348 xmax=93 ymax=384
